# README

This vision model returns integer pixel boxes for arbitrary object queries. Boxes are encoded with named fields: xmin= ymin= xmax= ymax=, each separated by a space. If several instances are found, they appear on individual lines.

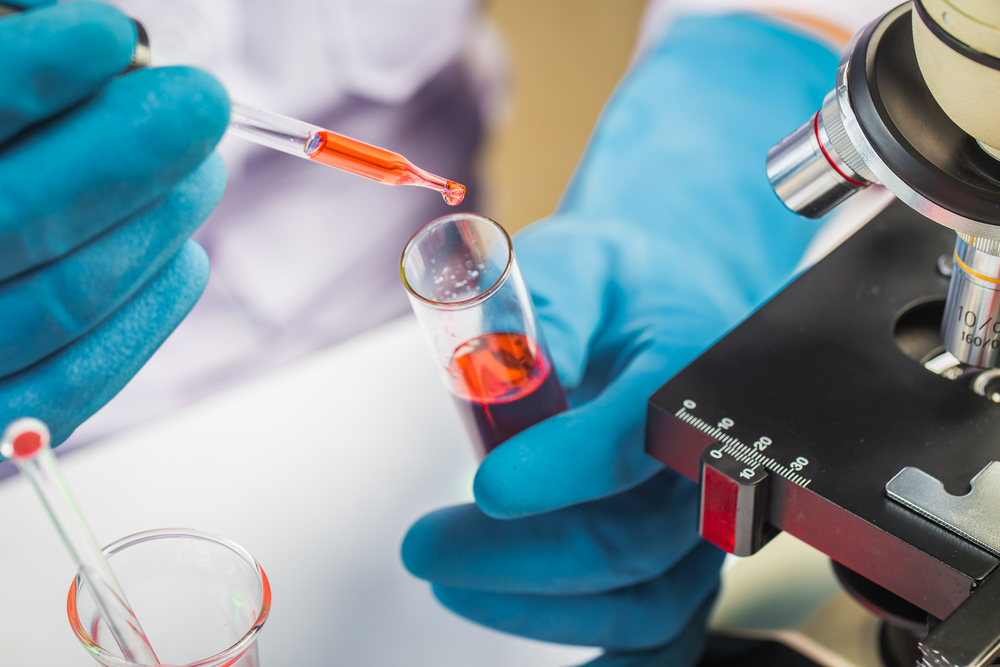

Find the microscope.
xmin=645 ymin=2 xmax=1000 ymax=666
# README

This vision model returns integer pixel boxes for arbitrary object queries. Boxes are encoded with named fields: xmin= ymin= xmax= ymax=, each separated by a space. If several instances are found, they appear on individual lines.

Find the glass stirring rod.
xmin=0 ymin=419 xmax=159 ymax=666
xmin=229 ymin=103 xmax=467 ymax=206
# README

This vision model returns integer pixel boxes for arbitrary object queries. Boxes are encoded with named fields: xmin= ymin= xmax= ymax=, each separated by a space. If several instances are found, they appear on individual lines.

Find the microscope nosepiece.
xmin=766 ymin=91 xmax=877 ymax=219
xmin=942 ymin=234 xmax=1000 ymax=368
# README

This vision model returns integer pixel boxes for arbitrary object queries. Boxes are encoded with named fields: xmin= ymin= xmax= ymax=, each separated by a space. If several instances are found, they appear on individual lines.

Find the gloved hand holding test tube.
xmin=402 ymin=14 xmax=840 ymax=663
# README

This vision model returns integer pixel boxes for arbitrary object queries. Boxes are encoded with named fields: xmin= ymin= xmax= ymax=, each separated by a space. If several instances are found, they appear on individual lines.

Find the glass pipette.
xmin=0 ymin=6 xmax=464 ymax=206
xmin=228 ymin=103 xmax=467 ymax=206
xmin=0 ymin=419 xmax=159 ymax=666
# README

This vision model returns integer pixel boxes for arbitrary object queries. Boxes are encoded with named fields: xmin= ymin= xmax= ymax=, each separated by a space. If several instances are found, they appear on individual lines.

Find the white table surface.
xmin=0 ymin=315 xmax=599 ymax=666
xmin=0 ymin=188 xmax=897 ymax=666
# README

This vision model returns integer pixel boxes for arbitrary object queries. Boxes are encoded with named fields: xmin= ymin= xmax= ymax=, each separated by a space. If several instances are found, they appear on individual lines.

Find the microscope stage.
xmin=648 ymin=201 xmax=1000 ymax=620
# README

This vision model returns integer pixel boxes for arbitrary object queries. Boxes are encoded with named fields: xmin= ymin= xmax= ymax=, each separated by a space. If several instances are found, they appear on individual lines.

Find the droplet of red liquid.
xmin=442 ymin=180 xmax=466 ymax=206
xmin=12 ymin=431 xmax=42 ymax=458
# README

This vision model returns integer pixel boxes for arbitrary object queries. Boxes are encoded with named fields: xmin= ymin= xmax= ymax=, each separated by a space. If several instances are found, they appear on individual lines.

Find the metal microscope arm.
xmin=767 ymin=1 xmax=1000 ymax=370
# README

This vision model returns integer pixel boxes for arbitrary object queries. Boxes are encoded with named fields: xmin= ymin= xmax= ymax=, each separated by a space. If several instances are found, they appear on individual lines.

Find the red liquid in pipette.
xmin=305 ymin=130 xmax=465 ymax=205
xmin=448 ymin=332 xmax=568 ymax=456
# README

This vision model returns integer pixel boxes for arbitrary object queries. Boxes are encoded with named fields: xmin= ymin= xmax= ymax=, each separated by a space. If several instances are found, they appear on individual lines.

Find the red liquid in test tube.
xmin=448 ymin=332 xmax=568 ymax=455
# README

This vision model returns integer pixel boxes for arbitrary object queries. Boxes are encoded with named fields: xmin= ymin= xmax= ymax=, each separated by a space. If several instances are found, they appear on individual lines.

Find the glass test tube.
xmin=67 ymin=529 xmax=271 ymax=667
xmin=401 ymin=213 xmax=568 ymax=457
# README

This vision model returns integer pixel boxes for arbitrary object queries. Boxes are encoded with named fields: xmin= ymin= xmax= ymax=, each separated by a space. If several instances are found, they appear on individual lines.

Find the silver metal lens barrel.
xmin=942 ymin=234 xmax=1000 ymax=368
xmin=766 ymin=90 xmax=876 ymax=218
xmin=125 ymin=20 xmax=152 ymax=73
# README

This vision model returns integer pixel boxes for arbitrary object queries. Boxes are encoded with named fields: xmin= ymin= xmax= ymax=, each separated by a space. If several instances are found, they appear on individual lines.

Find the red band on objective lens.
xmin=813 ymin=112 xmax=867 ymax=188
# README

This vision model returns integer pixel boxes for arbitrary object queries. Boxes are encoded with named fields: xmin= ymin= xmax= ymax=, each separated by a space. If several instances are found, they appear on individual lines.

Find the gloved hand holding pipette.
xmin=403 ymin=14 xmax=839 ymax=664
xmin=0 ymin=1 xmax=229 ymax=448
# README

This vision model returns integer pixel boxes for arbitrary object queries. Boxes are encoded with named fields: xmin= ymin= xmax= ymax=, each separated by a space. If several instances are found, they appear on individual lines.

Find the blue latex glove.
xmin=403 ymin=14 xmax=839 ymax=664
xmin=0 ymin=2 xmax=229 ymax=448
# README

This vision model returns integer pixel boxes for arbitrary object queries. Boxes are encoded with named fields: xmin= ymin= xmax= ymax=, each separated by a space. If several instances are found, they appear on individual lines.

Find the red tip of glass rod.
xmin=1 ymin=418 xmax=51 ymax=460
xmin=13 ymin=431 xmax=43 ymax=458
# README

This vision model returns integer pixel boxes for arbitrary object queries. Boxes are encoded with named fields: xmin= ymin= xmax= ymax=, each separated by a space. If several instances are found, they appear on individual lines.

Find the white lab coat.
xmin=66 ymin=0 xmax=487 ymax=447
xmin=66 ymin=0 xmax=900 ymax=448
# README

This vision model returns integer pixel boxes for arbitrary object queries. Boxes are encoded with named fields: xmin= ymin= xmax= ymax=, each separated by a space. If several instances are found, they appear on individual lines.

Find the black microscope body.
xmin=648 ymin=202 xmax=999 ymax=663
xmin=646 ymin=4 xmax=1000 ymax=666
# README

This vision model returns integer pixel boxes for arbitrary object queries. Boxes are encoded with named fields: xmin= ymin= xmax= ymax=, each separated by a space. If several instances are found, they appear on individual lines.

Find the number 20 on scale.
xmin=685 ymin=399 xmax=809 ymax=477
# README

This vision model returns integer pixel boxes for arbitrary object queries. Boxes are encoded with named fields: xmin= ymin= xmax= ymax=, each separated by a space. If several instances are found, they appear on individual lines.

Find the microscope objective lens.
xmin=941 ymin=235 xmax=1000 ymax=368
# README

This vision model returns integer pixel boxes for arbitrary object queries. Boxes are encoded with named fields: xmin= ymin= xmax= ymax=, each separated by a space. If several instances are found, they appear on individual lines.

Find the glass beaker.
xmin=401 ymin=213 xmax=568 ymax=457
xmin=67 ymin=529 xmax=270 ymax=667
